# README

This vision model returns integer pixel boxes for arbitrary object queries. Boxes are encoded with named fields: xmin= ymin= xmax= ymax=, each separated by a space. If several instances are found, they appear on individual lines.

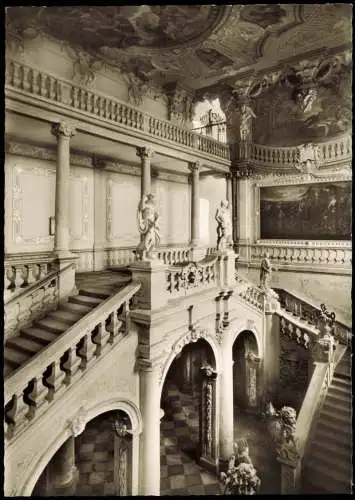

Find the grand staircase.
xmin=4 ymin=271 xmax=131 ymax=378
xmin=302 ymin=349 xmax=352 ymax=494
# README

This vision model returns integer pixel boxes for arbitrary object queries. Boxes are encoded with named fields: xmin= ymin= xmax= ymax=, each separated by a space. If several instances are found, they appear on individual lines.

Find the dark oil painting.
xmin=260 ymin=181 xmax=352 ymax=240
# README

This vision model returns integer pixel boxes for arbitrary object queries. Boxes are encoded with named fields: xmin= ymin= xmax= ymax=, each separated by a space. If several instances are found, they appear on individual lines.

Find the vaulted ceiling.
xmin=6 ymin=5 xmax=352 ymax=144
xmin=6 ymin=5 xmax=352 ymax=90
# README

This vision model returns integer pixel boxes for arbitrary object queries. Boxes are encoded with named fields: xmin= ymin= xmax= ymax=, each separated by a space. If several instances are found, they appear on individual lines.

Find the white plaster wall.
xmin=240 ymin=266 xmax=352 ymax=324
xmin=5 ymin=153 xmax=56 ymax=253
xmin=69 ymin=165 xmax=94 ymax=250
xmin=200 ymin=176 xmax=226 ymax=247
xmin=153 ymin=178 xmax=190 ymax=245
xmin=13 ymin=36 xmax=169 ymax=119
xmin=104 ymin=171 xmax=141 ymax=248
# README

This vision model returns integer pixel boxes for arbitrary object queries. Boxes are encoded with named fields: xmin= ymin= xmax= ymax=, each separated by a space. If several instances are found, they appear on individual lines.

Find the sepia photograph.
xmin=4 ymin=4 xmax=352 ymax=496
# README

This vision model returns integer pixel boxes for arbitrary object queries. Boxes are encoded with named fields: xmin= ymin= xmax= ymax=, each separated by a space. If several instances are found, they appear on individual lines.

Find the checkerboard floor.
xmin=160 ymin=382 xmax=221 ymax=496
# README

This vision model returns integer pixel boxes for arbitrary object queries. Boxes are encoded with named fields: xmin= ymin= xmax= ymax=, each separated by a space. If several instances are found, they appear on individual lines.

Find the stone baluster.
xmin=25 ymin=376 xmax=48 ymax=420
xmin=108 ymin=310 xmax=119 ymax=342
xmin=77 ymin=333 xmax=96 ymax=370
xmin=92 ymin=321 xmax=110 ymax=356
xmin=14 ymin=265 xmax=25 ymax=289
xmin=44 ymin=360 xmax=66 ymax=402
xmin=5 ymin=392 xmax=28 ymax=439
xmin=61 ymin=346 xmax=81 ymax=386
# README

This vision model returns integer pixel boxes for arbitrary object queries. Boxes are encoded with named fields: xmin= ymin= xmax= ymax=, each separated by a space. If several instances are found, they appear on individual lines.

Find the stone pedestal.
xmin=278 ymin=457 xmax=301 ymax=494
xmin=216 ymin=250 xmax=237 ymax=290
xmin=189 ymin=246 xmax=207 ymax=262
xmin=54 ymin=253 xmax=79 ymax=300
xmin=129 ymin=259 xmax=168 ymax=310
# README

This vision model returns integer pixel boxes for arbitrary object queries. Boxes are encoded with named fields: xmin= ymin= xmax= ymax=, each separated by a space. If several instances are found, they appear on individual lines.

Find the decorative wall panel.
xmin=69 ymin=166 xmax=94 ymax=249
xmin=260 ymin=181 xmax=352 ymax=240
xmin=154 ymin=179 xmax=190 ymax=245
xmin=5 ymin=155 xmax=56 ymax=253
xmin=106 ymin=173 xmax=141 ymax=247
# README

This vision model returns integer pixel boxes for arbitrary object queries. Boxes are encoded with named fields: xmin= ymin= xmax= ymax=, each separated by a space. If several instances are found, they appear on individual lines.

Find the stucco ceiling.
xmin=6 ymin=5 xmax=352 ymax=91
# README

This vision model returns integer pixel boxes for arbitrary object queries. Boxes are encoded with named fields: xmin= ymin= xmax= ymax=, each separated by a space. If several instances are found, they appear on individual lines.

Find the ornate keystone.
xmin=51 ymin=122 xmax=76 ymax=138
xmin=67 ymin=407 xmax=87 ymax=437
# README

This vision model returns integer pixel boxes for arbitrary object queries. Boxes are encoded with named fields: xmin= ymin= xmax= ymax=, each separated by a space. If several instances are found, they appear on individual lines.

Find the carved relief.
xmin=67 ymin=406 xmax=87 ymax=437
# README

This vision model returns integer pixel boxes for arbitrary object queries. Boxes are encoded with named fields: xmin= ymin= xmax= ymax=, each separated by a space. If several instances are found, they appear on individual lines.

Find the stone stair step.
xmin=314 ymin=427 xmax=352 ymax=451
xmin=78 ymin=288 xmax=113 ymax=300
xmin=322 ymin=398 xmax=352 ymax=415
xmin=313 ymin=435 xmax=351 ymax=461
xmin=310 ymin=449 xmax=352 ymax=476
xmin=21 ymin=326 xmax=59 ymax=345
xmin=4 ymin=362 xmax=14 ymax=377
xmin=4 ymin=347 xmax=30 ymax=366
xmin=320 ymin=407 xmax=351 ymax=425
xmin=332 ymin=376 xmax=351 ymax=389
xmin=69 ymin=294 xmax=102 ymax=307
xmin=317 ymin=419 xmax=351 ymax=441
xmin=6 ymin=336 xmax=43 ymax=355
xmin=35 ymin=318 xmax=69 ymax=334
xmin=48 ymin=310 xmax=84 ymax=325
xmin=306 ymin=457 xmax=351 ymax=489
xmin=60 ymin=302 xmax=92 ymax=315
xmin=307 ymin=454 xmax=351 ymax=485
xmin=327 ymin=387 xmax=352 ymax=404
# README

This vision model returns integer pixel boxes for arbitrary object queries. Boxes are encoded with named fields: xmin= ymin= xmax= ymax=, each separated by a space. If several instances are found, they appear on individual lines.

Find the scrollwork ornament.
xmin=68 ymin=407 xmax=87 ymax=437
xmin=51 ymin=122 xmax=76 ymax=139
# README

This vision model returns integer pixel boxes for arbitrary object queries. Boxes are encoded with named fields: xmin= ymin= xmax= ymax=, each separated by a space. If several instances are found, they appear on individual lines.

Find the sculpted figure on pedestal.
xmin=259 ymin=253 xmax=272 ymax=291
xmin=240 ymin=103 xmax=256 ymax=141
xmin=136 ymin=193 xmax=160 ymax=261
xmin=215 ymin=200 xmax=233 ymax=251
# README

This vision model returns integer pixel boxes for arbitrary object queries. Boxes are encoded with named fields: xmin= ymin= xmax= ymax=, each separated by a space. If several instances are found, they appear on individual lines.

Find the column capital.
xmin=188 ymin=161 xmax=201 ymax=174
xmin=136 ymin=146 xmax=154 ymax=160
xmin=51 ymin=122 xmax=76 ymax=138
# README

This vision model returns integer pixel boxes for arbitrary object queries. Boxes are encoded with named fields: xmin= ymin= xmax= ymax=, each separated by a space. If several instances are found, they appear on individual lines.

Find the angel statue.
xmin=215 ymin=200 xmax=233 ymax=251
xmin=135 ymin=193 xmax=160 ymax=261
xmin=240 ymin=103 xmax=257 ymax=141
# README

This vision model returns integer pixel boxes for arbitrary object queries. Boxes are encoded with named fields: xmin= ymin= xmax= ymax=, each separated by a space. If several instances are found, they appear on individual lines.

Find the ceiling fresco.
xmin=253 ymin=65 xmax=352 ymax=146
xmin=6 ymin=5 xmax=351 ymax=90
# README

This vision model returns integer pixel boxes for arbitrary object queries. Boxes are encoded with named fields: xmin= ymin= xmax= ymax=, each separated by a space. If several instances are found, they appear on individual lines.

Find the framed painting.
xmin=259 ymin=181 xmax=352 ymax=240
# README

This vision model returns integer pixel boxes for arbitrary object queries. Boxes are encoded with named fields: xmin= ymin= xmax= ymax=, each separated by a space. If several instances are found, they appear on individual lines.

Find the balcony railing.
xmin=5 ymin=58 xmax=230 ymax=161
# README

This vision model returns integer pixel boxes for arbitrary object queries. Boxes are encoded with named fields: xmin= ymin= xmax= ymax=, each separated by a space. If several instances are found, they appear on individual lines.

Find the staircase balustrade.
xmin=276 ymin=289 xmax=351 ymax=345
xmin=278 ymin=344 xmax=346 ymax=493
xmin=4 ymin=263 xmax=76 ymax=341
xmin=238 ymin=285 xmax=265 ymax=311
xmin=5 ymin=58 xmax=229 ymax=161
xmin=166 ymin=258 xmax=217 ymax=297
xmin=250 ymin=244 xmax=352 ymax=267
xmin=4 ymin=281 xmax=141 ymax=441
xmin=5 ymin=253 xmax=57 ymax=303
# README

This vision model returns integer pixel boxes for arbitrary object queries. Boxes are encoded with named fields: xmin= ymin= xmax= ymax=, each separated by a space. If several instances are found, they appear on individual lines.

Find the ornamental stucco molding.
xmin=254 ymin=169 xmax=352 ymax=187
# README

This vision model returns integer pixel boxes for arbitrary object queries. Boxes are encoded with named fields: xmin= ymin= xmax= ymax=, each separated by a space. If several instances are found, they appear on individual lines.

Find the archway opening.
xmin=32 ymin=410 xmax=133 ymax=497
xmin=233 ymin=330 xmax=259 ymax=411
xmin=159 ymin=338 xmax=220 ymax=495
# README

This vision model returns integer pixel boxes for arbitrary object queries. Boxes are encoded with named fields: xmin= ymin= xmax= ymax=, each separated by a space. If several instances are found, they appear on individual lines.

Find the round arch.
xmin=19 ymin=394 xmax=142 ymax=496
xmin=159 ymin=330 xmax=221 ymax=397
xmin=232 ymin=325 xmax=263 ymax=358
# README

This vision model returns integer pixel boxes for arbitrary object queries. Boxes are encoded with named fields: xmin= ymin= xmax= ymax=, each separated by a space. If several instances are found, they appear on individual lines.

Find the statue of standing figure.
xmin=215 ymin=200 xmax=233 ymax=251
xmin=136 ymin=193 xmax=160 ymax=261
xmin=259 ymin=253 xmax=272 ymax=291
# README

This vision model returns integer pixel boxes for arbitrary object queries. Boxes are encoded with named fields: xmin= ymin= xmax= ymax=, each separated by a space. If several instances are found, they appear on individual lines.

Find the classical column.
xmin=51 ymin=436 xmax=78 ymax=493
xmin=188 ymin=161 xmax=201 ymax=247
xmin=235 ymin=170 xmax=254 ymax=263
xmin=139 ymin=361 xmax=161 ymax=495
xmin=136 ymin=146 xmax=154 ymax=198
xmin=51 ymin=122 xmax=76 ymax=257
xmin=263 ymin=297 xmax=281 ymax=409
xmin=225 ymin=173 xmax=233 ymax=204
xmin=219 ymin=338 xmax=234 ymax=469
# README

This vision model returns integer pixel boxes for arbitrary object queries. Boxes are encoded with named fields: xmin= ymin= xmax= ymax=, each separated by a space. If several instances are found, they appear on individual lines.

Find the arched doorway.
xmin=32 ymin=410 xmax=134 ymax=496
xmin=159 ymin=338 xmax=220 ymax=495
xmin=233 ymin=330 xmax=260 ymax=412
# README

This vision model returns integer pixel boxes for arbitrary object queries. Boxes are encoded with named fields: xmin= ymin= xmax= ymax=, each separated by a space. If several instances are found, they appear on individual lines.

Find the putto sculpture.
xmin=136 ymin=193 xmax=160 ymax=261
xmin=215 ymin=200 xmax=233 ymax=251
xmin=220 ymin=438 xmax=261 ymax=495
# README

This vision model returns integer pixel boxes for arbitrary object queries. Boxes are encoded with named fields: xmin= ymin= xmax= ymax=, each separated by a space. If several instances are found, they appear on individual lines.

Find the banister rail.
xmin=5 ymin=57 xmax=229 ymax=161
xmin=4 ymin=281 xmax=141 ymax=440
